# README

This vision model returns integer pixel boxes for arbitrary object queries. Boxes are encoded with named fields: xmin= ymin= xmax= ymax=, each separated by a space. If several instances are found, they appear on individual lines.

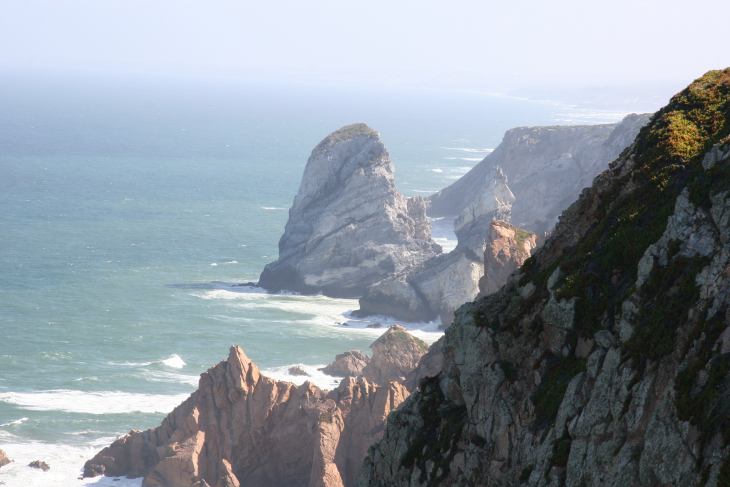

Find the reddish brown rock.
xmin=85 ymin=346 xmax=407 ymax=487
xmin=479 ymin=221 xmax=538 ymax=297
xmin=320 ymin=350 xmax=370 ymax=378
xmin=0 ymin=449 xmax=10 ymax=468
xmin=28 ymin=460 xmax=50 ymax=472
xmin=361 ymin=325 xmax=428 ymax=385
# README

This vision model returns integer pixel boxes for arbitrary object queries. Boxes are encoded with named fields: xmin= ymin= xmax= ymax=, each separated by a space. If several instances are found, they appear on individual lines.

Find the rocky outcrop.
xmin=356 ymin=69 xmax=730 ymax=487
xmin=428 ymin=113 xmax=651 ymax=234
xmin=258 ymin=123 xmax=441 ymax=297
xmin=402 ymin=337 xmax=444 ymax=392
xmin=0 ymin=449 xmax=10 ymax=467
xmin=479 ymin=220 xmax=539 ymax=296
xmin=321 ymin=350 xmax=370 ymax=378
xmin=356 ymin=167 xmax=516 ymax=325
xmin=28 ymin=460 xmax=49 ymax=471
xmin=85 ymin=346 xmax=408 ymax=487
xmin=361 ymin=325 xmax=429 ymax=385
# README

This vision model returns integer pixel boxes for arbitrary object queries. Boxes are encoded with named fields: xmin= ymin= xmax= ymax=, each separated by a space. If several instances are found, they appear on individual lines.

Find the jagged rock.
xmin=28 ymin=460 xmax=50 ymax=471
xmin=366 ymin=323 xmax=382 ymax=329
xmin=321 ymin=351 xmax=370 ymax=378
xmin=361 ymin=325 xmax=428 ymax=385
xmin=83 ymin=462 xmax=105 ymax=477
xmin=428 ymin=113 xmax=651 ymax=234
xmin=85 ymin=346 xmax=407 ymax=487
xmin=258 ymin=123 xmax=441 ymax=297
xmin=479 ymin=220 xmax=539 ymax=296
xmin=0 ymin=449 xmax=10 ymax=467
xmin=288 ymin=366 xmax=310 ymax=377
xmin=357 ymin=171 xmax=517 ymax=326
xmin=355 ymin=70 xmax=730 ymax=487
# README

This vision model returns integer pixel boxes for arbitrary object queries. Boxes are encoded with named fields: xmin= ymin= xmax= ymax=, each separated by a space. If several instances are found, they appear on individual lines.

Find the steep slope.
xmin=427 ymin=113 xmax=651 ymax=234
xmin=357 ymin=69 xmax=730 ymax=487
xmin=259 ymin=123 xmax=440 ymax=297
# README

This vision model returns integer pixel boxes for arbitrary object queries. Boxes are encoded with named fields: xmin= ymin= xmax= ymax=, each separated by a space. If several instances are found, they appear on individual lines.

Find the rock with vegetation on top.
xmin=356 ymin=69 xmax=730 ymax=487
xmin=361 ymin=325 xmax=429 ymax=385
xmin=258 ymin=123 xmax=441 ymax=297
xmin=479 ymin=220 xmax=539 ymax=296
xmin=84 ymin=345 xmax=408 ymax=487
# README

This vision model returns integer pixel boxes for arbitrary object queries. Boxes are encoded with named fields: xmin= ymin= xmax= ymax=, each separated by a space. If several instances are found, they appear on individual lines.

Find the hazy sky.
xmin=1 ymin=0 xmax=729 ymax=91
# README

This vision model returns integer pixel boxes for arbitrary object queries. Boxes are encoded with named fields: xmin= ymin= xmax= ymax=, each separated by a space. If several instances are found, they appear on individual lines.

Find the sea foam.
xmin=0 ymin=390 xmax=189 ymax=415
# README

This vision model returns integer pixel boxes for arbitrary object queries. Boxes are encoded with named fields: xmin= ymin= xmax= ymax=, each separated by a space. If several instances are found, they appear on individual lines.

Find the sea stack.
xmin=259 ymin=123 xmax=441 ymax=297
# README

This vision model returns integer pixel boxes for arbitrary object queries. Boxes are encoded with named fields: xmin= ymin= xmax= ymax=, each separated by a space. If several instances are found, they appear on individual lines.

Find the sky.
xmin=1 ymin=0 xmax=729 ymax=97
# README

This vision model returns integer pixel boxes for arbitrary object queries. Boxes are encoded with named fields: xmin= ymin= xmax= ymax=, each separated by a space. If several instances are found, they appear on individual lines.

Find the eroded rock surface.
xmin=479 ymin=220 xmax=539 ymax=296
xmin=258 ymin=123 xmax=440 ymax=297
xmin=321 ymin=350 xmax=370 ymax=378
xmin=428 ymin=113 xmax=651 ymax=234
xmin=357 ymin=168 xmax=516 ymax=325
xmin=85 ymin=346 xmax=408 ymax=487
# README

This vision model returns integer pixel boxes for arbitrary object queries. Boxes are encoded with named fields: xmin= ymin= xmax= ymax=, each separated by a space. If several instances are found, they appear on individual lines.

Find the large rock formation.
xmin=258 ymin=123 xmax=440 ymax=297
xmin=356 ymin=167 xmax=517 ymax=325
xmin=356 ymin=69 xmax=730 ymax=487
xmin=85 ymin=346 xmax=408 ymax=487
xmin=428 ymin=113 xmax=651 ymax=234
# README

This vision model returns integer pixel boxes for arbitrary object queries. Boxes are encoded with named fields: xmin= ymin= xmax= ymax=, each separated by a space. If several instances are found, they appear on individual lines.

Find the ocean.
xmin=0 ymin=70 xmax=630 ymax=486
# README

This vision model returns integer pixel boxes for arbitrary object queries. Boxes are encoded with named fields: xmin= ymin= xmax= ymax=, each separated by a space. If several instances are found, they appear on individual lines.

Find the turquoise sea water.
xmin=0 ymin=71 xmax=629 ymax=486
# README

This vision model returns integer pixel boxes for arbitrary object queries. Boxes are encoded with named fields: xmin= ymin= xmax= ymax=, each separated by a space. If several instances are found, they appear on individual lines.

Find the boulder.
xmin=320 ymin=351 xmax=370 ymax=378
xmin=0 ymin=449 xmax=10 ymax=468
xmin=288 ymin=366 xmax=310 ymax=377
xmin=258 ymin=124 xmax=441 ymax=297
xmin=28 ymin=460 xmax=50 ymax=472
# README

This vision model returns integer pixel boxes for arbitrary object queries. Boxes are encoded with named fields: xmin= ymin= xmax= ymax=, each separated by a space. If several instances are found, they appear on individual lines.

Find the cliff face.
xmin=357 ymin=69 xmax=730 ymax=487
xmin=356 ymin=167 xmax=516 ymax=325
xmin=427 ymin=113 xmax=651 ymax=234
xmin=478 ymin=221 xmax=539 ymax=297
xmin=259 ymin=124 xmax=440 ymax=297
xmin=85 ymin=346 xmax=408 ymax=487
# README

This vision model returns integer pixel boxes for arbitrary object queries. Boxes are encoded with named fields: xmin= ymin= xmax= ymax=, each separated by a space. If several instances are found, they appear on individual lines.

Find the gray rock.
xmin=593 ymin=330 xmax=616 ymax=349
xmin=428 ymin=113 xmax=651 ymax=234
xmin=258 ymin=124 xmax=440 ymax=297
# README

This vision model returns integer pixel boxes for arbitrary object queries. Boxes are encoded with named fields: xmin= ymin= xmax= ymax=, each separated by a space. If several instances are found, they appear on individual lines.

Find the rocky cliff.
xmin=259 ymin=124 xmax=440 ymax=297
xmin=84 ymin=346 xmax=409 ymax=487
xmin=427 ymin=113 xmax=651 ymax=234
xmin=478 ymin=221 xmax=539 ymax=297
xmin=356 ymin=167 xmax=519 ymax=325
xmin=356 ymin=69 xmax=730 ymax=487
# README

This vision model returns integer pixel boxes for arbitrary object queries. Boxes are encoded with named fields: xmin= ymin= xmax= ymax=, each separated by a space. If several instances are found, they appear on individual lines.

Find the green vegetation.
xmin=318 ymin=411 xmax=334 ymax=424
xmin=517 ymin=69 xmax=730 ymax=351
xmin=625 ymin=253 xmax=710 ymax=371
xmin=314 ymin=123 xmax=378 ymax=151
xmin=400 ymin=377 xmax=467 ymax=485
xmin=544 ymin=430 xmax=573 ymax=479
xmin=531 ymin=354 xmax=586 ymax=431
xmin=519 ymin=465 xmax=534 ymax=483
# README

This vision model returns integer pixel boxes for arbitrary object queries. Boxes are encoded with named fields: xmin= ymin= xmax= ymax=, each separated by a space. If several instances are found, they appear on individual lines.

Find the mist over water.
xmin=0 ymin=70 xmax=627 ymax=485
